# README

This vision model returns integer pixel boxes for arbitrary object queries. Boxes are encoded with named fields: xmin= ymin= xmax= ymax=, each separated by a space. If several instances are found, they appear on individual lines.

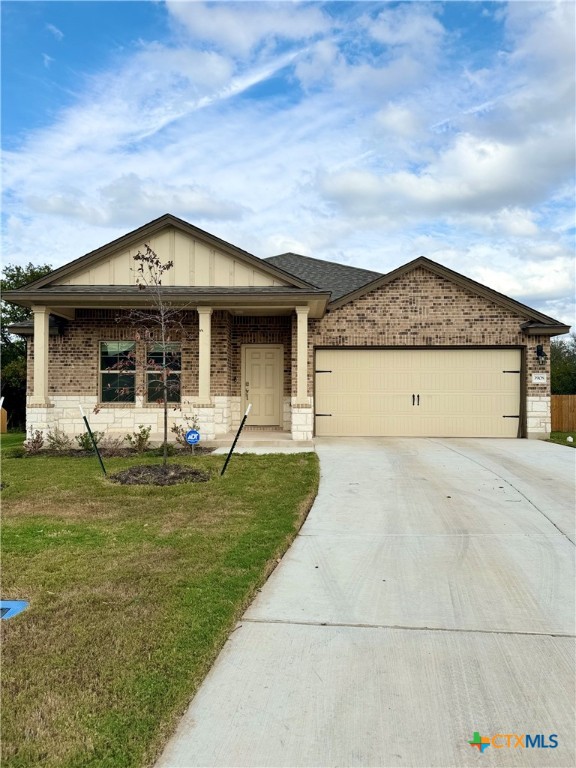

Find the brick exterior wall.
xmin=27 ymin=310 xmax=293 ymax=400
xmin=297 ymin=267 xmax=550 ymax=406
xmin=28 ymin=309 xmax=202 ymax=399
xmin=211 ymin=311 xmax=230 ymax=396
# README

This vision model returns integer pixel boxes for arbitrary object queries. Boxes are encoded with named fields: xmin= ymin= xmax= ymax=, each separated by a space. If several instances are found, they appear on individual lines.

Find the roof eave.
xmin=7 ymin=323 xmax=62 ymax=337
xmin=521 ymin=322 xmax=572 ymax=336
xmin=3 ymin=288 xmax=331 ymax=319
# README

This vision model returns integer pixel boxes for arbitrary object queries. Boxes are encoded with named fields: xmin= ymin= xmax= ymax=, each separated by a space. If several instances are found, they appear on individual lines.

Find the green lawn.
xmin=548 ymin=431 xmax=576 ymax=447
xmin=1 ymin=431 xmax=26 ymax=450
xmin=1 ymin=439 xmax=319 ymax=768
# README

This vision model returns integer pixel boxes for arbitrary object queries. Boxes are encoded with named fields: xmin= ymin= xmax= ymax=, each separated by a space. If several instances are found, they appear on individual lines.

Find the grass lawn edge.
xmin=1 ymin=449 xmax=320 ymax=768
xmin=146 ymin=455 xmax=319 ymax=767
xmin=547 ymin=431 xmax=576 ymax=448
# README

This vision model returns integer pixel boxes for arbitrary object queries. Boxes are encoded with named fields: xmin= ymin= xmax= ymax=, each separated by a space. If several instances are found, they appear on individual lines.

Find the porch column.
xmin=197 ymin=307 xmax=213 ymax=403
xmin=296 ymin=306 xmax=309 ymax=404
xmin=30 ymin=306 xmax=50 ymax=405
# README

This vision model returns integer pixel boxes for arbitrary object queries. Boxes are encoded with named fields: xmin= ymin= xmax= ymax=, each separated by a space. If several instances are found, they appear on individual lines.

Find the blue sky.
xmin=2 ymin=1 xmax=575 ymax=325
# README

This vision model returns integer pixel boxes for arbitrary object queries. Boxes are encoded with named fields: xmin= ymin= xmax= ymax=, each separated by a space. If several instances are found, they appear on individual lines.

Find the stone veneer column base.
xmin=526 ymin=395 xmax=551 ymax=439
xmin=27 ymin=402 xmax=55 ymax=433
xmin=229 ymin=397 xmax=242 ymax=429
xmin=212 ymin=396 xmax=232 ymax=436
xmin=291 ymin=397 xmax=313 ymax=441
xmin=189 ymin=404 xmax=216 ymax=441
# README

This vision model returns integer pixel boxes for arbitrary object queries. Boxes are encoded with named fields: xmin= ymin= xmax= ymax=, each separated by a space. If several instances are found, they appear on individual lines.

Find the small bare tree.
xmin=129 ymin=245 xmax=186 ymax=468
xmin=98 ymin=245 xmax=188 ymax=468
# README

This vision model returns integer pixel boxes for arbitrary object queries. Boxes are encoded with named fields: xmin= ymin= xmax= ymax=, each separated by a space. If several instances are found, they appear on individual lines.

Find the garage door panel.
xmin=316 ymin=414 xmax=518 ymax=438
xmin=424 ymin=372 xmax=517 ymax=393
xmin=315 ymin=349 xmax=521 ymax=438
xmin=319 ymin=394 xmax=415 ymax=415
xmin=424 ymin=393 xmax=519 ymax=413
xmin=319 ymin=414 xmax=518 ymax=438
xmin=319 ymin=415 xmax=520 ymax=438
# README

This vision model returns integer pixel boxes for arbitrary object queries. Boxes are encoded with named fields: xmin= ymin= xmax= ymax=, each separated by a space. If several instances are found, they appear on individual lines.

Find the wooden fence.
xmin=551 ymin=395 xmax=576 ymax=432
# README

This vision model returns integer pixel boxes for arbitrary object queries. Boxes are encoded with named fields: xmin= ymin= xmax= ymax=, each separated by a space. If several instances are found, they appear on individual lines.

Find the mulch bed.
xmin=110 ymin=464 xmax=211 ymax=486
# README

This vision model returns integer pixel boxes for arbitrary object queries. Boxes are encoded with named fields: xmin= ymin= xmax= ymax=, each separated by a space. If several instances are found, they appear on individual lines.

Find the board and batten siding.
xmin=56 ymin=228 xmax=290 ymax=288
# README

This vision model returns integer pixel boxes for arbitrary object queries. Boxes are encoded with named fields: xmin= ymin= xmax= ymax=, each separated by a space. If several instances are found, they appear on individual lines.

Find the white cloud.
xmin=375 ymin=103 xmax=424 ymax=139
xmin=492 ymin=208 xmax=539 ymax=238
xmin=46 ymin=23 xmax=64 ymax=41
xmin=26 ymin=173 xmax=246 ymax=228
xmin=336 ymin=54 xmax=430 ymax=100
xmin=473 ymin=258 xmax=573 ymax=305
xmin=319 ymin=125 xmax=575 ymax=217
xmin=294 ymin=39 xmax=340 ymax=89
xmin=166 ymin=0 xmax=330 ymax=56
xmin=367 ymin=3 xmax=445 ymax=54
xmin=42 ymin=53 xmax=54 ymax=69
xmin=504 ymin=0 xmax=575 ymax=76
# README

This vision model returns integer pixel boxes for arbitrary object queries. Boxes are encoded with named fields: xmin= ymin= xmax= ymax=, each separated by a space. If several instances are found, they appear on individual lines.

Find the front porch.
xmin=23 ymin=306 xmax=317 ymax=443
xmin=207 ymin=427 xmax=314 ymax=450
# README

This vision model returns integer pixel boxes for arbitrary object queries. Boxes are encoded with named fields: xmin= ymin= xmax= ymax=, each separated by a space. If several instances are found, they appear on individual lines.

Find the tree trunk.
xmin=162 ymin=348 xmax=168 ymax=469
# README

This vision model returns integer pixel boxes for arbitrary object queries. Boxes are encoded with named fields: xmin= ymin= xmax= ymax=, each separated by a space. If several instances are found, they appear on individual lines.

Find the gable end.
xmin=21 ymin=215 xmax=314 ymax=291
xmin=329 ymin=256 xmax=567 ymax=330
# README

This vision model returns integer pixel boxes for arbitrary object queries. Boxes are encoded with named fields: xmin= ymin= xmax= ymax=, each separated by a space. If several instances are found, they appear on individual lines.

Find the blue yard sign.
xmin=1 ymin=600 xmax=29 ymax=619
xmin=185 ymin=429 xmax=200 ymax=445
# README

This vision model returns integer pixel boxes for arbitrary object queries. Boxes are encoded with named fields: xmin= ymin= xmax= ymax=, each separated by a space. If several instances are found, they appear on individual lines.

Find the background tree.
xmin=1 ymin=262 xmax=53 ymax=429
xmin=550 ymin=333 xmax=576 ymax=394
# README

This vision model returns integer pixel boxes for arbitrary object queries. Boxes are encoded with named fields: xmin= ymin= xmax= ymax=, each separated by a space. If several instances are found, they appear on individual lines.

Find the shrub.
xmin=23 ymin=429 xmax=44 ymax=455
xmin=98 ymin=434 xmax=126 ymax=457
xmin=125 ymin=425 xmax=152 ymax=453
xmin=75 ymin=431 xmax=104 ymax=451
xmin=46 ymin=427 xmax=73 ymax=452
xmin=171 ymin=414 xmax=200 ymax=450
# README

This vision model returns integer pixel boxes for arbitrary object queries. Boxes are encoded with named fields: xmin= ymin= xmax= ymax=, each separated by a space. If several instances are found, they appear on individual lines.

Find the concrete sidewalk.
xmin=156 ymin=438 xmax=575 ymax=767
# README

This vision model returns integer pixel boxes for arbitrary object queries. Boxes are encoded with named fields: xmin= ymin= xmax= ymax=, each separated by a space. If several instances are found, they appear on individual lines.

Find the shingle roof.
xmin=265 ymin=253 xmax=382 ymax=301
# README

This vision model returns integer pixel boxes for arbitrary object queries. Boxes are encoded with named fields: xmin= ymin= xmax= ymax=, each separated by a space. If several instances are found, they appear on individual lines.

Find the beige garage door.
xmin=315 ymin=349 xmax=522 ymax=437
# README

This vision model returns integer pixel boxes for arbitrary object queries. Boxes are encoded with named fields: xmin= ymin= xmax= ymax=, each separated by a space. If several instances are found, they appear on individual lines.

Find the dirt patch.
xmin=110 ymin=464 xmax=211 ymax=486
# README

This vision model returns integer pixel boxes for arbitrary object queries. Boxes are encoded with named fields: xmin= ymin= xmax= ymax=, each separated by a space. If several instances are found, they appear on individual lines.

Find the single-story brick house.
xmin=5 ymin=213 xmax=569 ymax=441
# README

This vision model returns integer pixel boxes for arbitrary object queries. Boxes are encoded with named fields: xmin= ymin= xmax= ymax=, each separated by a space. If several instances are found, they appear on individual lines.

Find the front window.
xmin=100 ymin=342 xmax=136 ymax=402
xmin=146 ymin=343 xmax=181 ymax=403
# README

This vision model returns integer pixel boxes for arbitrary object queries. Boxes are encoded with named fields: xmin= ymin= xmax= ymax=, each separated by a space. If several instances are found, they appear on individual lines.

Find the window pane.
xmin=100 ymin=342 xmax=135 ymax=371
xmin=147 ymin=343 xmax=181 ymax=371
xmin=101 ymin=373 xmax=135 ymax=402
xmin=147 ymin=373 xmax=180 ymax=403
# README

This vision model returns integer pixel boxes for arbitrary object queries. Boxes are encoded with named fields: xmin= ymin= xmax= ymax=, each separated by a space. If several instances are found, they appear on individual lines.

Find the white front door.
xmin=243 ymin=346 xmax=283 ymax=426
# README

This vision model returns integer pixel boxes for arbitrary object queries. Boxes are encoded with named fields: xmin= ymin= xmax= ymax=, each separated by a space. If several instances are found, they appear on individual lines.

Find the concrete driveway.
xmin=156 ymin=439 xmax=575 ymax=768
